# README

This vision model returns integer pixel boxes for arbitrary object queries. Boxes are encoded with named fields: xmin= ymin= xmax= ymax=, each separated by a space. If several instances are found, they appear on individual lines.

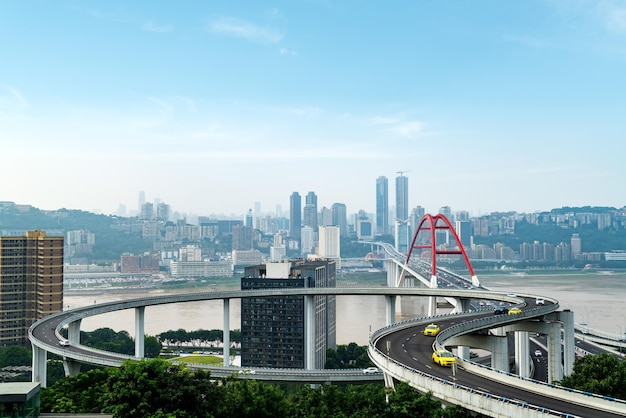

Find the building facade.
xmin=240 ymin=260 xmax=336 ymax=369
xmin=0 ymin=231 xmax=63 ymax=346
xmin=375 ymin=176 xmax=389 ymax=235
xmin=289 ymin=192 xmax=302 ymax=242
xmin=395 ymin=174 xmax=409 ymax=222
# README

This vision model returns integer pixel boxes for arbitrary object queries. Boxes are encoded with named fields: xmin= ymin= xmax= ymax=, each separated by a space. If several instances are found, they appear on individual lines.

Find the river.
xmin=63 ymin=270 xmax=626 ymax=345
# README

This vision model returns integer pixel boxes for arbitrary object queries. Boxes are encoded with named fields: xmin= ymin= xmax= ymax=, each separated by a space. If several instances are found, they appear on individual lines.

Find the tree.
xmin=217 ymin=378 xmax=292 ymax=417
xmin=0 ymin=346 xmax=31 ymax=368
xmin=41 ymin=368 xmax=112 ymax=413
xmin=558 ymin=353 xmax=626 ymax=400
xmin=102 ymin=358 xmax=220 ymax=418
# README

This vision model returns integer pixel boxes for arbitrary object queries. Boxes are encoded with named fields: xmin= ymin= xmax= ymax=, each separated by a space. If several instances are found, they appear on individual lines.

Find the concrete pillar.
xmin=548 ymin=321 xmax=563 ymax=383
xmin=62 ymin=359 xmax=81 ymax=377
xmin=223 ymin=299 xmax=230 ymax=367
xmin=135 ymin=306 xmax=145 ymax=358
xmin=560 ymin=310 xmax=575 ymax=376
xmin=515 ymin=331 xmax=530 ymax=378
xmin=385 ymin=295 xmax=397 ymax=326
xmin=68 ymin=320 xmax=81 ymax=344
xmin=427 ymin=275 xmax=437 ymax=317
xmin=490 ymin=334 xmax=509 ymax=372
xmin=304 ymin=295 xmax=315 ymax=370
xmin=31 ymin=345 xmax=47 ymax=388
xmin=383 ymin=372 xmax=395 ymax=390
xmin=385 ymin=260 xmax=398 ymax=287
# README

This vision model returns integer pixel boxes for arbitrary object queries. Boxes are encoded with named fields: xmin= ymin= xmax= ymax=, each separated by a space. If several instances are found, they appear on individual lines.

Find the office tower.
xmin=319 ymin=226 xmax=341 ymax=269
xmin=240 ymin=259 xmax=336 ymax=369
xmin=304 ymin=192 xmax=318 ymax=232
xmin=409 ymin=206 xmax=425 ymax=242
xmin=395 ymin=220 xmax=410 ymax=253
xmin=140 ymin=202 xmax=154 ymax=220
xmin=301 ymin=226 xmax=314 ymax=255
xmin=395 ymin=174 xmax=409 ymax=221
xmin=570 ymin=233 xmax=582 ymax=259
xmin=331 ymin=203 xmax=348 ymax=237
xmin=0 ymin=231 xmax=63 ymax=346
xmin=289 ymin=192 xmax=302 ymax=241
xmin=376 ymin=176 xmax=389 ymax=235
xmin=245 ymin=209 xmax=253 ymax=227
xmin=232 ymin=225 xmax=254 ymax=251
xmin=156 ymin=202 xmax=170 ymax=222
xmin=439 ymin=206 xmax=453 ymax=223
xmin=455 ymin=220 xmax=472 ymax=248
xmin=319 ymin=207 xmax=332 ymax=227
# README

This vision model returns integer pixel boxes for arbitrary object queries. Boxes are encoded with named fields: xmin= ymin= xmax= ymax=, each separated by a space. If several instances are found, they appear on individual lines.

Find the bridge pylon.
xmin=399 ymin=213 xmax=480 ymax=288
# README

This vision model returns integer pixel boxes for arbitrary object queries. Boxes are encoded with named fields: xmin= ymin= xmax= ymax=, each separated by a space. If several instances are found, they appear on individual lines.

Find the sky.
xmin=1 ymin=0 xmax=626 ymax=219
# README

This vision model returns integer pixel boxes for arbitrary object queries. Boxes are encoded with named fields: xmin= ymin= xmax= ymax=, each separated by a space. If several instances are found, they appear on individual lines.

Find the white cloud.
xmin=142 ymin=21 xmax=174 ymax=33
xmin=280 ymin=47 xmax=296 ymax=56
xmin=0 ymin=85 xmax=28 ymax=109
xmin=388 ymin=121 xmax=424 ymax=138
xmin=209 ymin=17 xmax=283 ymax=44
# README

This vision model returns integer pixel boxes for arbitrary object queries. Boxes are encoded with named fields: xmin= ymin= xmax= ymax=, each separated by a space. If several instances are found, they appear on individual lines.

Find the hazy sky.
xmin=2 ymin=1 xmax=625 ymax=218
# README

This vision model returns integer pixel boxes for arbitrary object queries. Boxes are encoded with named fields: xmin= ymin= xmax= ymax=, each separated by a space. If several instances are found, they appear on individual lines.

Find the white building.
xmin=319 ymin=225 xmax=341 ymax=269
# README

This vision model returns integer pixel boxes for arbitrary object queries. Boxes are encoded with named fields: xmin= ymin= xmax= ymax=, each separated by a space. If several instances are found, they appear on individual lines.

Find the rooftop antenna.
xmin=397 ymin=170 xmax=410 ymax=176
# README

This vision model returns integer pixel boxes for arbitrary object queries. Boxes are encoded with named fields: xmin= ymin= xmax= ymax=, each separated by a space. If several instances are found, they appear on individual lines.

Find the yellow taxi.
xmin=508 ymin=307 xmax=522 ymax=315
xmin=432 ymin=350 xmax=456 ymax=366
xmin=423 ymin=324 xmax=441 ymax=336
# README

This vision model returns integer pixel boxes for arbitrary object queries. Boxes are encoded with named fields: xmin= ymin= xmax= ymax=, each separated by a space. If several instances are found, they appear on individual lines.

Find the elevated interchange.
xmin=29 ymin=213 xmax=626 ymax=417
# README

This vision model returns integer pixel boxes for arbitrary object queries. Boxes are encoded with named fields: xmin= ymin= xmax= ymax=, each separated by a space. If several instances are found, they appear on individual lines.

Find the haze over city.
xmin=2 ymin=1 xmax=626 ymax=217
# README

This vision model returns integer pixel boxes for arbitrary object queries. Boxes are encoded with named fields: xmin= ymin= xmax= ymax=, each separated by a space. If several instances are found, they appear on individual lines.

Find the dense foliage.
xmin=325 ymin=343 xmax=373 ymax=369
xmin=558 ymin=353 xmax=626 ymax=400
xmin=158 ymin=328 xmax=242 ymax=346
xmin=79 ymin=327 xmax=162 ymax=358
xmin=41 ymin=358 xmax=474 ymax=417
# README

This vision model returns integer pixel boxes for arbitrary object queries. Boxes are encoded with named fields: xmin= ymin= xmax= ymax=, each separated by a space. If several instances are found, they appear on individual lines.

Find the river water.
xmin=63 ymin=270 xmax=626 ymax=345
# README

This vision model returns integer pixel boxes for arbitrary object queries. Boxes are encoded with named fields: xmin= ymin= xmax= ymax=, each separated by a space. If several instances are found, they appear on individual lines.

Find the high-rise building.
xmin=301 ymin=226 xmax=314 ymax=255
xmin=304 ymin=192 xmax=318 ymax=232
xmin=395 ymin=220 xmax=410 ymax=253
xmin=289 ymin=192 xmax=302 ymax=241
xmin=571 ymin=233 xmax=582 ymax=259
xmin=240 ymin=260 xmax=336 ymax=369
xmin=331 ymin=203 xmax=348 ymax=237
xmin=395 ymin=175 xmax=409 ymax=222
xmin=455 ymin=220 xmax=472 ymax=249
xmin=439 ymin=206 xmax=453 ymax=223
xmin=376 ymin=176 xmax=389 ymax=235
xmin=232 ymin=225 xmax=254 ymax=251
xmin=319 ymin=225 xmax=341 ymax=269
xmin=0 ymin=231 xmax=63 ymax=346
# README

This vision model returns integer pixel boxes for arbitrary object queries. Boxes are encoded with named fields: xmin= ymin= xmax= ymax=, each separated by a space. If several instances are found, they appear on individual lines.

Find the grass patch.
xmin=172 ymin=355 xmax=223 ymax=365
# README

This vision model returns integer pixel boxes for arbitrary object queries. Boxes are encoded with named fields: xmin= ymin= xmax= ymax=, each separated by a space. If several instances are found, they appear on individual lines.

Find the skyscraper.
xmin=331 ymin=203 xmax=348 ymax=237
xmin=240 ymin=260 xmax=336 ymax=369
xmin=395 ymin=174 xmax=409 ymax=222
xmin=304 ymin=192 xmax=318 ymax=232
xmin=0 ymin=231 xmax=63 ymax=346
xmin=289 ymin=192 xmax=302 ymax=241
xmin=376 ymin=176 xmax=389 ymax=235
xmin=319 ymin=225 xmax=341 ymax=269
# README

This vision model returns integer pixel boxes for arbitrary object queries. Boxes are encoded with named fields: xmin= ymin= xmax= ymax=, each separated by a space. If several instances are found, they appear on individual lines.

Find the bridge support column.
xmin=68 ymin=319 xmax=81 ymax=344
xmin=427 ymin=275 xmax=437 ymax=317
xmin=383 ymin=372 xmax=395 ymax=391
xmin=448 ymin=333 xmax=508 ymax=372
xmin=63 ymin=359 xmax=82 ymax=377
xmin=514 ymin=331 xmax=530 ymax=377
xmin=559 ymin=310 xmax=575 ymax=376
xmin=385 ymin=260 xmax=399 ymax=287
xmin=135 ymin=307 xmax=145 ymax=358
xmin=304 ymin=295 xmax=315 ymax=370
xmin=223 ymin=299 xmax=230 ymax=367
xmin=385 ymin=295 xmax=396 ymax=326
xmin=547 ymin=321 xmax=563 ymax=383
xmin=31 ymin=345 xmax=47 ymax=388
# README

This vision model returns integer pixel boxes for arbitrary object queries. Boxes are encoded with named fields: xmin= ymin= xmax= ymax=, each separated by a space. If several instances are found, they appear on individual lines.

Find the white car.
xmin=59 ymin=339 xmax=71 ymax=346
xmin=534 ymin=350 xmax=542 ymax=357
xmin=363 ymin=367 xmax=379 ymax=374
xmin=535 ymin=297 xmax=545 ymax=305
xmin=238 ymin=369 xmax=256 ymax=374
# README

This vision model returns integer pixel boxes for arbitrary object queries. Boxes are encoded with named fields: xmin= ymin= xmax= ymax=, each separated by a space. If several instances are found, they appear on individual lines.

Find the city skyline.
xmin=2 ymin=1 xmax=626 ymax=216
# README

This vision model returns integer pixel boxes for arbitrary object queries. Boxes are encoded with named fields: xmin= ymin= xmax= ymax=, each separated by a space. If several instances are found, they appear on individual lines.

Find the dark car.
xmin=494 ymin=307 xmax=509 ymax=315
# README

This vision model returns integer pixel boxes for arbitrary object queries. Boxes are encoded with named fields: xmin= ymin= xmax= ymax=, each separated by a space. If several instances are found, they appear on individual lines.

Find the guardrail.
xmin=369 ymin=304 xmax=626 ymax=417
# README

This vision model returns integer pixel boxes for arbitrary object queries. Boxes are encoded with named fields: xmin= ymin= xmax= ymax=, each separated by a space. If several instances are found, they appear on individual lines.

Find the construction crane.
xmin=397 ymin=170 xmax=410 ymax=176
